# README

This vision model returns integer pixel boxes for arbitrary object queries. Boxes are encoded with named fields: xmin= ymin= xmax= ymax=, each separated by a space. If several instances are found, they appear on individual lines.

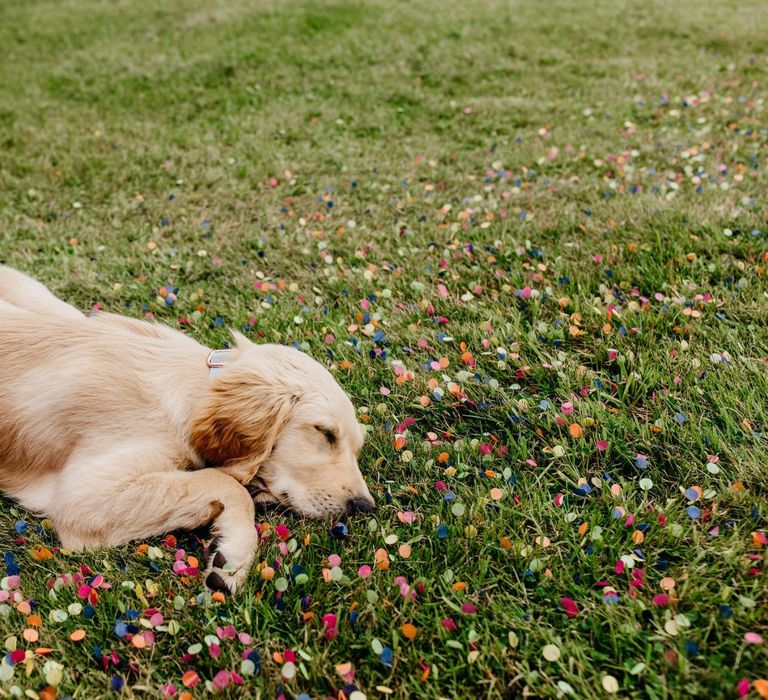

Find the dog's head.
xmin=190 ymin=337 xmax=375 ymax=518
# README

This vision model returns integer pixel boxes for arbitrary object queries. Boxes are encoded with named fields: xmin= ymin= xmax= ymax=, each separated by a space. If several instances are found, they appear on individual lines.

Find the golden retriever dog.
xmin=0 ymin=265 xmax=374 ymax=593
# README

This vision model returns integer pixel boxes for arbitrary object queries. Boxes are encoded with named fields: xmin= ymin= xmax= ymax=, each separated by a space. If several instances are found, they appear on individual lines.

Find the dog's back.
xmin=0 ymin=303 xmax=199 ymax=495
xmin=0 ymin=265 xmax=84 ymax=320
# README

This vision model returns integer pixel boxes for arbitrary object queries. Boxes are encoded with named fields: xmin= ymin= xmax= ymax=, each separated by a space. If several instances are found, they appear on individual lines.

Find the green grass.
xmin=1 ymin=0 xmax=767 ymax=697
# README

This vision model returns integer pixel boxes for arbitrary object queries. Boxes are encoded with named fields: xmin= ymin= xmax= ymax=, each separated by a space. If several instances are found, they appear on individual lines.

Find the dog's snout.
xmin=346 ymin=497 xmax=376 ymax=514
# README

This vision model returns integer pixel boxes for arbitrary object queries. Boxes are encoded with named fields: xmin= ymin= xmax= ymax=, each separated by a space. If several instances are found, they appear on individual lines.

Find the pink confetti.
xmin=559 ymin=597 xmax=579 ymax=618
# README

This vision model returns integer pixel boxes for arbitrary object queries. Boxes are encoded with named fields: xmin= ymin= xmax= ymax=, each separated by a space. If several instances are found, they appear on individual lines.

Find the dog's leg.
xmin=0 ymin=265 xmax=83 ymax=319
xmin=52 ymin=468 xmax=258 ymax=594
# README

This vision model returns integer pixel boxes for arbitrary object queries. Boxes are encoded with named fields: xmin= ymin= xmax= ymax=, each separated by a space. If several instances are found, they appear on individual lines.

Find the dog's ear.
xmin=230 ymin=329 xmax=252 ymax=348
xmin=190 ymin=367 xmax=299 ymax=473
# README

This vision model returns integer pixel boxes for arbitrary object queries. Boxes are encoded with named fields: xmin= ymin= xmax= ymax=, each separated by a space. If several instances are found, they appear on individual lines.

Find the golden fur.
xmin=0 ymin=265 xmax=373 ymax=593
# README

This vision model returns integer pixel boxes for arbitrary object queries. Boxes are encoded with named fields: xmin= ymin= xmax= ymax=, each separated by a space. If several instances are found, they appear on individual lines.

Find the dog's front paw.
xmin=203 ymin=535 xmax=255 ymax=595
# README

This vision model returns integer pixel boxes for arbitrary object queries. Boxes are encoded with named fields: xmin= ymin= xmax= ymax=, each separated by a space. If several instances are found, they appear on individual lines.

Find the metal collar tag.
xmin=206 ymin=349 xmax=234 ymax=378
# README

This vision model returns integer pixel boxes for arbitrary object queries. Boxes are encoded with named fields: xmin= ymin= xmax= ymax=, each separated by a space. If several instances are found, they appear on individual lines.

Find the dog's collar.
xmin=206 ymin=349 xmax=235 ymax=378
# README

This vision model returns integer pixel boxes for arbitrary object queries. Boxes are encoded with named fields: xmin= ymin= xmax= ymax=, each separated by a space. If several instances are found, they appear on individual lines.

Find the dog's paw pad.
xmin=203 ymin=540 xmax=248 ymax=595
xmin=202 ymin=533 xmax=256 ymax=596
xmin=205 ymin=571 xmax=230 ymax=594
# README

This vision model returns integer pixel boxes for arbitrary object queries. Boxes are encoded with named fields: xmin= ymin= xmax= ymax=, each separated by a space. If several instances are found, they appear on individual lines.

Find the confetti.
xmin=602 ymin=675 xmax=619 ymax=693
xmin=2 ymin=13 xmax=766 ymax=697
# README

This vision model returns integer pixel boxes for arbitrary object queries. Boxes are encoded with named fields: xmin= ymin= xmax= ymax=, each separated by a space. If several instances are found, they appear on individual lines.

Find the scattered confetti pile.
xmin=0 ymin=0 xmax=766 ymax=697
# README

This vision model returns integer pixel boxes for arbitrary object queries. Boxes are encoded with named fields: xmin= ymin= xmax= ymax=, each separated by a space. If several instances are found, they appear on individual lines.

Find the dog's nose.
xmin=346 ymin=497 xmax=376 ymax=514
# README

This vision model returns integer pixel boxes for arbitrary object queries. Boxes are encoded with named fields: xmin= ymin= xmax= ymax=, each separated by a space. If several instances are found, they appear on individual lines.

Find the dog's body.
xmin=0 ymin=265 xmax=373 ymax=593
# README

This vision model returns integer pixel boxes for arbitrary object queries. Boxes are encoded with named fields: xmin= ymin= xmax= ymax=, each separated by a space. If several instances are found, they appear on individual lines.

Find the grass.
xmin=1 ymin=0 xmax=767 ymax=697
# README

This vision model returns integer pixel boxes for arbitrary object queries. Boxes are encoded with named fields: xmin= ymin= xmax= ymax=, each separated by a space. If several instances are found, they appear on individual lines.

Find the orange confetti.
xmin=31 ymin=546 xmax=53 ymax=561
xmin=754 ymin=679 xmax=768 ymax=698
xmin=211 ymin=591 xmax=226 ymax=603
xmin=451 ymin=582 xmax=467 ymax=592
xmin=489 ymin=487 xmax=503 ymax=501
xmin=578 ymin=522 xmax=589 ymax=536
xmin=569 ymin=423 xmax=583 ymax=438
xmin=27 ymin=614 xmax=42 ymax=627
xmin=398 ymin=543 xmax=412 ymax=558
xmin=374 ymin=548 xmax=390 ymax=570
xmin=401 ymin=623 xmax=417 ymax=639
xmin=35 ymin=648 xmax=54 ymax=656
xmin=181 ymin=671 xmax=200 ymax=688
xmin=70 ymin=629 xmax=86 ymax=642
xmin=39 ymin=687 xmax=57 ymax=700
xmin=394 ymin=436 xmax=407 ymax=450
xmin=500 ymin=536 xmax=511 ymax=550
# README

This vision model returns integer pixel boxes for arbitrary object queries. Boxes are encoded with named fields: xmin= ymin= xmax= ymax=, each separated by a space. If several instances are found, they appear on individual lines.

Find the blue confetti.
xmin=380 ymin=646 xmax=394 ymax=667
xmin=719 ymin=604 xmax=733 ymax=619
xmin=329 ymin=523 xmax=349 ymax=539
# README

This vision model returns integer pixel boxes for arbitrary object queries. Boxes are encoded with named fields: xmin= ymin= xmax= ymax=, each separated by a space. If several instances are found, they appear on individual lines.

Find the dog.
xmin=0 ymin=265 xmax=375 ymax=593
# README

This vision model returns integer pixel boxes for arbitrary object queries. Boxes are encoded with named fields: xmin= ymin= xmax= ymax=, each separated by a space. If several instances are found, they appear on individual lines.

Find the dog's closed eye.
xmin=314 ymin=425 xmax=337 ymax=447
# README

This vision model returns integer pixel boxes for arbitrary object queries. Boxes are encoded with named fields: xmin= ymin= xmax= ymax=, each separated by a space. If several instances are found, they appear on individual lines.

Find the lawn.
xmin=1 ymin=0 xmax=767 ymax=697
